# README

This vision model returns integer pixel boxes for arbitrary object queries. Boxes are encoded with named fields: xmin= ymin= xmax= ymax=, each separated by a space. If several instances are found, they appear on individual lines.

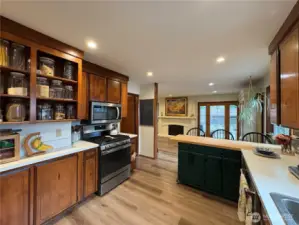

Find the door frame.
xmin=198 ymin=101 xmax=239 ymax=140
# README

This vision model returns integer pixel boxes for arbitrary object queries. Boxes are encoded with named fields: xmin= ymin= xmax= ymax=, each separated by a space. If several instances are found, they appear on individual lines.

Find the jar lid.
xmin=52 ymin=80 xmax=62 ymax=86
xmin=65 ymin=85 xmax=73 ymax=89
xmin=12 ymin=43 xmax=25 ymax=48
xmin=10 ymin=72 xmax=25 ymax=77
xmin=1 ymin=39 xmax=9 ymax=44
xmin=37 ymin=77 xmax=48 ymax=82
xmin=40 ymin=57 xmax=55 ymax=63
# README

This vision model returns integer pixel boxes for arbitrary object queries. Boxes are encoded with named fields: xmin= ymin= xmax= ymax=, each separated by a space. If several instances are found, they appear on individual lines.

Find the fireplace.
xmin=168 ymin=125 xmax=184 ymax=136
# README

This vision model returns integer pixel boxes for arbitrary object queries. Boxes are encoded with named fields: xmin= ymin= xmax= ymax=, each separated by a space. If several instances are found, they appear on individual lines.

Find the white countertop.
xmin=0 ymin=141 xmax=99 ymax=173
xmin=119 ymin=132 xmax=138 ymax=139
xmin=242 ymin=150 xmax=299 ymax=225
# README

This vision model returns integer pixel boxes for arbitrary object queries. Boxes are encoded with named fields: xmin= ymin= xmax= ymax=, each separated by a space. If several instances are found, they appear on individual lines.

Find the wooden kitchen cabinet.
xmin=107 ymin=79 xmax=121 ymax=103
xmin=84 ymin=149 xmax=97 ymax=198
xmin=35 ymin=155 xmax=77 ymax=224
xmin=270 ymin=50 xmax=280 ymax=125
xmin=0 ymin=168 xmax=31 ymax=225
xmin=89 ymin=73 xmax=107 ymax=102
xmin=280 ymin=27 xmax=299 ymax=128
xmin=121 ymin=82 xmax=128 ymax=117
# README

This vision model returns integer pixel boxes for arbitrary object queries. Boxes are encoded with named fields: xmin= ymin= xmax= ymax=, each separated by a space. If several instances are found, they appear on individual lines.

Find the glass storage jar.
xmin=0 ymin=39 xmax=10 ymax=66
xmin=37 ymin=103 xmax=53 ymax=120
xmin=8 ymin=72 xmax=28 ymax=96
xmin=37 ymin=77 xmax=49 ymax=98
xmin=63 ymin=61 xmax=75 ymax=80
xmin=40 ymin=57 xmax=55 ymax=76
xmin=6 ymin=99 xmax=26 ymax=122
xmin=55 ymin=104 xmax=65 ymax=120
xmin=66 ymin=104 xmax=76 ymax=119
xmin=11 ymin=43 xmax=25 ymax=70
xmin=50 ymin=80 xmax=64 ymax=98
xmin=64 ymin=85 xmax=74 ymax=99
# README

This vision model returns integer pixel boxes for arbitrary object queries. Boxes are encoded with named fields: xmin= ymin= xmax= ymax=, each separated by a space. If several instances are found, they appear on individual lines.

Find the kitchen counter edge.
xmin=0 ymin=141 xmax=99 ymax=173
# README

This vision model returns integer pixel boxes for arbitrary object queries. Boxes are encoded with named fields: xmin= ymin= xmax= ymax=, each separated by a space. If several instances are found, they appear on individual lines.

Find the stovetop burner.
xmin=87 ymin=134 xmax=131 ymax=151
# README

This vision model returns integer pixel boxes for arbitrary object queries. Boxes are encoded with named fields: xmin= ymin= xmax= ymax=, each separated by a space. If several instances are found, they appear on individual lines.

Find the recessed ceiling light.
xmin=87 ymin=41 xmax=97 ymax=49
xmin=169 ymin=94 xmax=172 ymax=97
xmin=209 ymin=82 xmax=214 ymax=86
xmin=147 ymin=71 xmax=153 ymax=76
xmin=216 ymin=56 xmax=225 ymax=63
xmin=213 ymin=90 xmax=217 ymax=93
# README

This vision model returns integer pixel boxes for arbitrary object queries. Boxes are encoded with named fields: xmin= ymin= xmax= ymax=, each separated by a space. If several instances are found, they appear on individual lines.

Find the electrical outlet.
xmin=56 ymin=129 xmax=62 ymax=137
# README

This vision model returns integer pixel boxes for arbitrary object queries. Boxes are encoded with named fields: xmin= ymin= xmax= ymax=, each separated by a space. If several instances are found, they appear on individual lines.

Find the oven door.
xmin=100 ymin=143 xmax=131 ymax=183
xmin=90 ymin=102 xmax=121 ymax=124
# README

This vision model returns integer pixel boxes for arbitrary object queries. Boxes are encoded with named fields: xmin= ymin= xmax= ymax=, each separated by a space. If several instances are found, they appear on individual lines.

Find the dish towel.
xmin=238 ymin=172 xmax=253 ymax=224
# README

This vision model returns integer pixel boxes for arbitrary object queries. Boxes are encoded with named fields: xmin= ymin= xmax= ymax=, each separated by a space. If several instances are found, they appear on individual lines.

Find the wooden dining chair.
xmin=211 ymin=129 xmax=234 ymax=140
xmin=186 ymin=127 xmax=206 ymax=137
xmin=242 ymin=132 xmax=272 ymax=144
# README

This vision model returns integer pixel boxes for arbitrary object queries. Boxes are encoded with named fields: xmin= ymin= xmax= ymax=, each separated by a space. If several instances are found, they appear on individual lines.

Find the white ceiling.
xmin=1 ymin=1 xmax=295 ymax=97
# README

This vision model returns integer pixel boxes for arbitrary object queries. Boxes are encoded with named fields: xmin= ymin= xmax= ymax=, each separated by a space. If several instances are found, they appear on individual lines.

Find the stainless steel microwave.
xmin=90 ymin=102 xmax=122 ymax=124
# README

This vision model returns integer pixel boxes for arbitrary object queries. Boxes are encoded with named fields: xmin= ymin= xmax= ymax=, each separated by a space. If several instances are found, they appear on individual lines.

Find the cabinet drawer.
xmin=84 ymin=149 xmax=96 ymax=159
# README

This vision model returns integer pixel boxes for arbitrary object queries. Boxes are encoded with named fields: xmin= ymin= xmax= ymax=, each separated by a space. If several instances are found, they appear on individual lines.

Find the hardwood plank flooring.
xmin=54 ymin=153 xmax=241 ymax=225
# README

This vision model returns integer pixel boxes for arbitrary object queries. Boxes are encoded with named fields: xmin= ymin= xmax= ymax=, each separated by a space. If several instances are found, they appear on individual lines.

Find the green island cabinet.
xmin=178 ymin=143 xmax=241 ymax=202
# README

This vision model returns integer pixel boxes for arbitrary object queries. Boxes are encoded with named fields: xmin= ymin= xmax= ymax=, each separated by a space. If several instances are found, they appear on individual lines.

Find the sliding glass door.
xmin=198 ymin=102 xmax=239 ymax=140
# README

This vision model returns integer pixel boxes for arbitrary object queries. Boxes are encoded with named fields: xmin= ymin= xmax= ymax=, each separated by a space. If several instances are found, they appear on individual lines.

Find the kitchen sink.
xmin=270 ymin=193 xmax=299 ymax=225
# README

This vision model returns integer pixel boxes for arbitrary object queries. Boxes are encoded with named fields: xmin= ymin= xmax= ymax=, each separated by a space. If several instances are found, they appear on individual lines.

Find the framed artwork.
xmin=165 ymin=97 xmax=188 ymax=116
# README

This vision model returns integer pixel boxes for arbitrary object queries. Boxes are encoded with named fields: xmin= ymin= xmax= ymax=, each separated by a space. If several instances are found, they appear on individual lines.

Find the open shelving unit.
xmin=0 ymin=31 xmax=83 ymax=125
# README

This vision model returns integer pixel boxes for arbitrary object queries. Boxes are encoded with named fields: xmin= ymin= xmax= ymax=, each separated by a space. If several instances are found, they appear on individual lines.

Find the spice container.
xmin=55 ymin=104 xmax=65 ymax=120
xmin=66 ymin=104 xmax=76 ymax=119
xmin=50 ymin=80 xmax=64 ymax=98
xmin=37 ymin=103 xmax=53 ymax=120
xmin=63 ymin=61 xmax=75 ymax=80
xmin=11 ymin=43 xmax=25 ymax=70
xmin=37 ymin=77 xmax=49 ymax=98
xmin=6 ymin=99 xmax=26 ymax=122
xmin=40 ymin=57 xmax=55 ymax=76
xmin=0 ymin=39 xmax=10 ymax=66
xmin=64 ymin=85 xmax=74 ymax=99
xmin=8 ymin=72 xmax=28 ymax=96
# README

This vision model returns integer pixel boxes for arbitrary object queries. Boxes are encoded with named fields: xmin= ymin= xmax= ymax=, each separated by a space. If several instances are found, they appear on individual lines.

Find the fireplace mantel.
xmin=158 ymin=116 xmax=196 ymax=120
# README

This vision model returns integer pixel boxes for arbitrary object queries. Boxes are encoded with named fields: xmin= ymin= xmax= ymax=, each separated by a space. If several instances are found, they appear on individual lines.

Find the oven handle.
xmin=101 ymin=143 xmax=131 ymax=155
xmin=116 ymin=107 xmax=120 ymax=119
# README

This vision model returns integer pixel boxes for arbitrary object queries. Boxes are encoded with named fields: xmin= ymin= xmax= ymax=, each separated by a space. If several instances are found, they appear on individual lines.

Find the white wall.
xmin=139 ymin=84 xmax=156 ymax=158
xmin=0 ymin=122 xmax=72 ymax=157
xmin=128 ymin=81 xmax=140 ymax=95
xmin=158 ymin=93 xmax=238 ymax=136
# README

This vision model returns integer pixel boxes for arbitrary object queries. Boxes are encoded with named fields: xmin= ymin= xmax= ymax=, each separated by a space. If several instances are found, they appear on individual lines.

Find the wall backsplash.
xmin=0 ymin=122 xmax=72 ymax=157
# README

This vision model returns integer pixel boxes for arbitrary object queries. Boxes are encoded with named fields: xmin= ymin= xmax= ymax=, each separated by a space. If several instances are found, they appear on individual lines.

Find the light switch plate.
xmin=56 ymin=129 xmax=62 ymax=137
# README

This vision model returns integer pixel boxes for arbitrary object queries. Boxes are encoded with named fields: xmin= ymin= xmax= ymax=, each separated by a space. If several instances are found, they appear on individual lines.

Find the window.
xmin=273 ymin=124 xmax=290 ymax=136
xmin=198 ymin=102 xmax=239 ymax=140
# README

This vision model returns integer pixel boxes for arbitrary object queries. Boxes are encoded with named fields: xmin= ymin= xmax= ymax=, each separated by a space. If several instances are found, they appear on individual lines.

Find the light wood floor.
xmin=54 ymin=153 xmax=242 ymax=225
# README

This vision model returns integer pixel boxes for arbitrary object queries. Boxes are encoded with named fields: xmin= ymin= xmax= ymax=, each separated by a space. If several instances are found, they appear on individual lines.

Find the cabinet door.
xmin=121 ymin=82 xmax=128 ymax=117
xmin=280 ymin=28 xmax=299 ymax=128
xmin=107 ymin=79 xmax=121 ymax=103
xmin=204 ymin=155 xmax=222 ymax=195
xmin=35 ymin=155 xmax=77 ymax=224
xmin=178 ymin=150 xmax=205 ymax=188
xmin=270 ymin=50 xmax=280 ymax=125
xmin=0 ymin=168 xmax=31 ymax=225
xmin=84 ymin=149 xmax=97 ymax=198
xmin=222 ymin=158 xmax=241 ymax=201
xmin=89 ymin=73 xmax=106 ymax=102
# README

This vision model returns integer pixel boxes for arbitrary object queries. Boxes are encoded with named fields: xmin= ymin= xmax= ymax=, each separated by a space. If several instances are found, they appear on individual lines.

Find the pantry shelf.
xmin=0 ymin=66 xmax=30 ymax=75
xmin=0 ymin=94 xmax=30 ymax=99
xmin=36 ymin=119 xmax=79 ymax=123
xmin=37 ymin=74 xmax=78 ymax=84
xmin=37 ymin=97 xmax=77 ymax=102
xmin=0 ymin=121 xmax=30 ymax=125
